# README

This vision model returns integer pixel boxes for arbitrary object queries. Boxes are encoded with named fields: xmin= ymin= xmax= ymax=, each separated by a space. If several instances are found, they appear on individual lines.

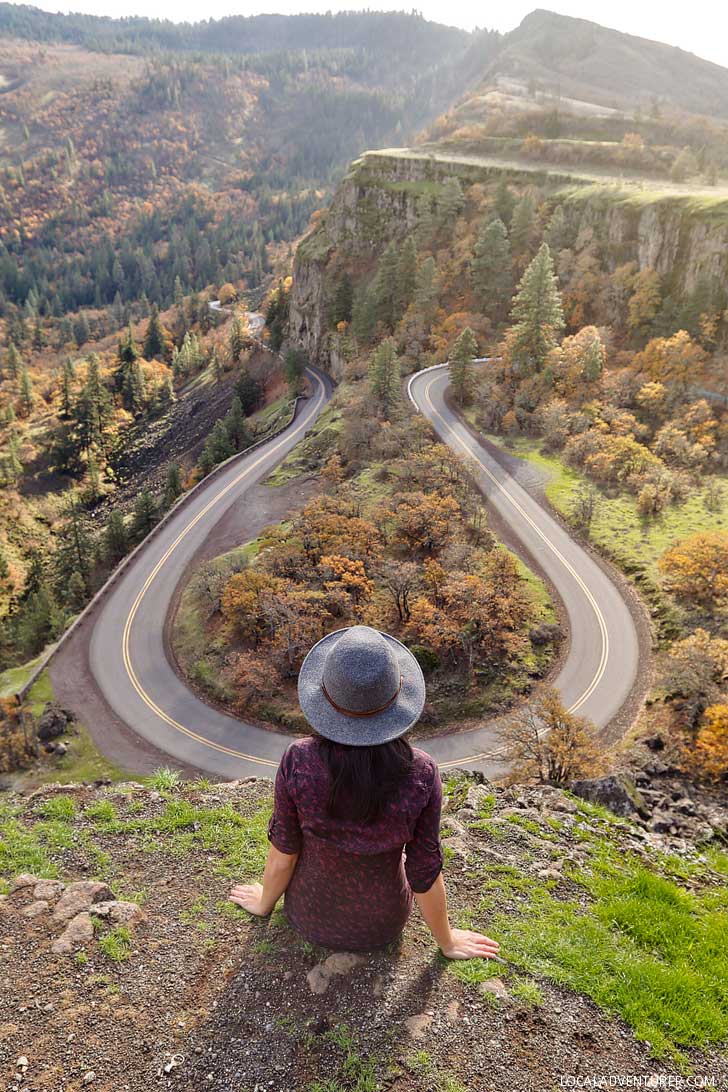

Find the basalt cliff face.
xmin=290 ymin=148 xmax=728 ymax=373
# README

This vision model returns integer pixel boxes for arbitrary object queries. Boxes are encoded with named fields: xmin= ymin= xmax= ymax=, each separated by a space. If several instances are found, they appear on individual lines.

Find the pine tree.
xmin=73 ymin=313 xmax=90 ymax=349
xmin=224 ymin=396 xmax=249 ymax=450
xmin=284 ymin=348 xmax=306 ymax=397
xmin=544 ymin=205 xmax=568 ymax=253
xmin=157 ymin=372 xmax=176 ymax=410
xmin=18 ymin=368 xmax=34 ymax=416
xmin=143 ymin=304 xmax=165 ymax=359
xmin=131 ymin=491 xmax=157 ymax=539
xmin=414 ymin=257 xmax=437 ymax=327
xmin=173 ymin=276 xmax=184 ymax=308
xmin=494 ymin=177 xmax=516 ymax=227
xmin=330 ymin=273 xmax=354 ymax=326
xmin=373 ymin=241 xmax=400 ymax=331
xmin=369 ymin=337 xmax=401 ymax=419
xmin=75 ymin=354 xmax=112 ymax=452
xmin=210 ymin=347 xmax=224 ymax=383
xmin=351 ymin=284 xmax=377 ymax=344
xmin=5 ymin=342 xmax=22 ymax=380
xmin=54 ymin=500 xmax=94 ymax=596
xmin=449 ymin=327 xmax=478 ymax=406
xmin=470 ymin=217 xmax=512 ymax=317
xmin=60 ymin=358 xmax=75 ymax=418
xmin=236 ymin=369 xmax=262 ymax=414
xmin=32 ymin=317 xmax=44 ymax=352
xmin=163 ymin=464 xmax=183 ymax=508
xmin=396 ymin=237 xmax=418 ymax=317
xmin=116 ymin=322 xmax=139 ymax=396
xmin=414 ymin=193 xmax=435 ymax=247
xmin=229 ymin=316 xmax=247 ymax=362
xmin=124 ymin=360 xmax=146 ymax=415
xmin=17 ymin=582 xmax=64 ymax=656
xmin=510 ymin=193 xmax=536 ymax=256
xmin=509 ymin=243 xmax=565 ymax=377
xmin=104 ymin=509 xmax=129 ymax=562
xmin=438 ymin=177 xmax=464 ymax=224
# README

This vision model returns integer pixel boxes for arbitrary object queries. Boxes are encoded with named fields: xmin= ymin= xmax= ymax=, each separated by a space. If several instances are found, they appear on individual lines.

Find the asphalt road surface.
xmin=77 ymin=360 xmax=639 ymax=780
xmin=409 ymin=364 xmax=640 ymax=770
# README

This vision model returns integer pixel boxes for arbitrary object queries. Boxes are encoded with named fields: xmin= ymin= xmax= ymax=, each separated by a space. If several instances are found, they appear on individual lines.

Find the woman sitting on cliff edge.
xmin=229 ymin=624 xmax=500 ymax=961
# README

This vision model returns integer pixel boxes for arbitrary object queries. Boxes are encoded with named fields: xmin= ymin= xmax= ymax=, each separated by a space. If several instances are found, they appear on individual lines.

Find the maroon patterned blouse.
xmin=267 ymin=736 xmax=444 ymax=951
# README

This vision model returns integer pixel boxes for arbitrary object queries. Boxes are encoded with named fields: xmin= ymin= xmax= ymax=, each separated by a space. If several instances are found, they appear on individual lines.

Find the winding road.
xmin=52 ymin=356 xmax=641 ymax=780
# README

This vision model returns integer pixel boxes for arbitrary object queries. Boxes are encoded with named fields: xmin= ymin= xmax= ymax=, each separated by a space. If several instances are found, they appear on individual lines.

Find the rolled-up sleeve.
xmin=267 ymin=746 xmax=303 ymax=855
xmin=404 ymin=761 xmax=444 ymax=893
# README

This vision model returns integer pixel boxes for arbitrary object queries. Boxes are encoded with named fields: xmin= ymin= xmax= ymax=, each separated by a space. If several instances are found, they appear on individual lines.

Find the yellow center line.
xmin=120 ymin=372 xmax=327 ymax=770
xmin=419 ymin=371 xmax=609 ymax=770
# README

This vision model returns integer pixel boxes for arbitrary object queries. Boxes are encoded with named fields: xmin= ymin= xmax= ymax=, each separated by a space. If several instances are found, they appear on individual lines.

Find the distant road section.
xmin=408 ymin=364 xmax=641 ymax=769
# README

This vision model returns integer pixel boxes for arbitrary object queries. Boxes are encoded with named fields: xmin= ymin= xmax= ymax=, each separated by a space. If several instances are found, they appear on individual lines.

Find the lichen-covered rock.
xmin=33 ymin=880 xmax=65 ymax=902
xmin=89 ymin=900 xmax=146 ymax=926
xmin=52 ymin=912 xmax=94 ymax=955
xmin=52 ymin=881 xmax=114 ymax=923
xmin=10 ymin=874 xmax=39 ymax=893
xmin=569 ymin=774 xmax=648 ymax=819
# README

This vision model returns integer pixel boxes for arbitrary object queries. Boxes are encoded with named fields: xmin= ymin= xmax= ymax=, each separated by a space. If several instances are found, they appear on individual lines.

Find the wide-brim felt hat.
xmin=297 ymin=625 xmax=426 ymax=746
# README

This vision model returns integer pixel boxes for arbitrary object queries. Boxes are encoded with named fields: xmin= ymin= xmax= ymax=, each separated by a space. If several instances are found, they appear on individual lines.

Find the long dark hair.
xmin=315 ymin=733 xmax=414 ymax=823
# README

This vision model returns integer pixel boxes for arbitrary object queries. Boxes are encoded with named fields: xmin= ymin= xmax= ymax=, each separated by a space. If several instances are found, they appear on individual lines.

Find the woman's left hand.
xmin=228 ymin=882 xmax=269 ymax=916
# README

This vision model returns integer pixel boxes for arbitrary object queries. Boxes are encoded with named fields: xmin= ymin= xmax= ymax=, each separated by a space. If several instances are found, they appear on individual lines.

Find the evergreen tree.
xmin=66 ymin=570 xmax=87 ymax=611
xmin=438 ymin=177 xmax=464 ymax=224
xmin=369 ymin=337 xmax=401 ymax=419
xmin=54 ymin=500 xmax=94 ymax=596
xmin=173 ymin=276 xmax=184 ymax=308
xmin=32 ymin=317 xmax=44 ymax=352
xmin=210 ymin=347 xmax=224 ymax=383
xmin=414 ymin=193 xmax=435 ymax=248
xmin=124 ymin=359 xmax=147 ymax=415
xmin=75 ymin=354 xmax=112 ymax=452
xmin=396 ymin=237 xmax=418 ymax=316
xmin=116 ymin=322 xmax=139 ymax=394
xmin=544 ymin=205 xmax=568 ymax=253
xmin=18 ymin=368 xmax=34 ymax=416
xmin=510 ymin=192 xmax=536 ymax=256
xmin=5 ymin=342 xmax=22 ymax=380
xmin=330 ymin=273 xmax=354 ymax=326
xmin=284 ymin=347 xmax=306 ymax=397
xmin=104 ymin=509 xmax=129 ymax=562
xmin=470 ymin=217 xmax=512 ymax=317
xmin=236 ymin=369 xmax=262 ymax=414
xmin=509 ymin=243 xmax=565 ymax=376
xmin=17 ymin=582 xmax=63 ymax=656
xmin=229 ymin=316 xmax=247 ymax=362
xmin=414 ymin=257 xmax=437 ymax=327
xmin=449 ymin=327 xmax=478 ymax=406
xmin=225 ymin=396 xmax=249 ymax=449
xmin=73 ymin=313 xmax=90 ymax=349
xmin=60 ymin=358 xmax=75 ymax=418
xmin=143 ymin=303 xmax=165 ymax=359
xmin=131 ymin=491 xmax=157 ymax=539
xmin=163 ymin=464 xmax=183 ymax=508
xmin=494 ymin=177 xmax=516 ymax=227
xmin=373 ymin=241 xmax=399 ymax=331
xmin=351 ymin=283 xmax=377 ymax=344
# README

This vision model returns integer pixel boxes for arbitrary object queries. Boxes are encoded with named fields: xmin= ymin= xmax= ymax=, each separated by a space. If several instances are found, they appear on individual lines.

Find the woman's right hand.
xmin=441 ymin=928 xmax=500 ymax=960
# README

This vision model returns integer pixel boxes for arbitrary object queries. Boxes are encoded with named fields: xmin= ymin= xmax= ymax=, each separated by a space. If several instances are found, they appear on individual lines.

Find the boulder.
xmin=52 ymin=911 xmax=94 ymax=955
xmin=22 ymin=900 xmax=49 ymax=919
xmin=36 ymin=703 xmax=73 ymax=742
xmin=52 ymin=881 xmax=114 ymax=924
xmin=10 ymin=874 xmax=39 ymax=894
xmin=569 ymin=775 xmax=649 ymax=819
xmin=33 ymin=880 xmax=65 ymax=901
xmin=89 ymin=900 xmax=146 ymax=926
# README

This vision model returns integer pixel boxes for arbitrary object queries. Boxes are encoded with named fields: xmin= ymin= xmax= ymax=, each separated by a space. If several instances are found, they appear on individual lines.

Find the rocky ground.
xmin=0 ymin=763 xmax=726 ymax=1092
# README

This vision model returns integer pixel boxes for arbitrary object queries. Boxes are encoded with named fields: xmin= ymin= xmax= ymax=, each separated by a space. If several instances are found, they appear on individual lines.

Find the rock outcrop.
xmin=290 ymin=148 xmax=728 ymax=372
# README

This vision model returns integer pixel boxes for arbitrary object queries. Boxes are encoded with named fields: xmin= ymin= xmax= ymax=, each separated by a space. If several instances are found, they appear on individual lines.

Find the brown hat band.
xmin=321 ymin=674 xmax=403 ymax=718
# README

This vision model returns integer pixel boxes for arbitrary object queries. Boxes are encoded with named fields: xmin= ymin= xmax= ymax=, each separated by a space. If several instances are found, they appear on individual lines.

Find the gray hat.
xmin=297 ymin=625 xmax=426 ymax=746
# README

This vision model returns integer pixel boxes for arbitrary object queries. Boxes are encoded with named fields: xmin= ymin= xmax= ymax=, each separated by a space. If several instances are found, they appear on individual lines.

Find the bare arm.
xmin=414 ymin=873 xmax=500 ymax=960
xmin=229 ymin=844 xmax=299 ymax=917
